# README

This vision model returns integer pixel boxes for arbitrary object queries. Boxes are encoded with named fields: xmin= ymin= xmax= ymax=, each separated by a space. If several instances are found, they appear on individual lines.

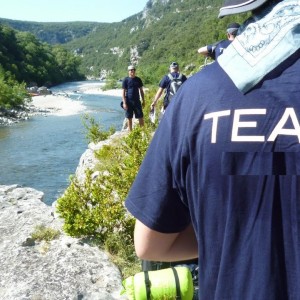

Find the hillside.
xmin=63 ymin=0 xmax=247 ymax=81
xmin=0 ymin=18 xmax=101 ymax=44
xmin=0 ymin=0 xmax=248 ymax=84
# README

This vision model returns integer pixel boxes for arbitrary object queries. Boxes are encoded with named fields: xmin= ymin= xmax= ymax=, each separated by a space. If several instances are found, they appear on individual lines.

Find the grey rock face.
xmin=0 ymin=185 xmax=127 ymax=300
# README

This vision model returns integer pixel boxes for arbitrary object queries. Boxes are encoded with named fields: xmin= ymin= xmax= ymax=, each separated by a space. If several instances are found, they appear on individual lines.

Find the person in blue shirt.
xmin=150 ymin=62 xmax=187 ymax=112
xmin=197 ymin=22 xmax=240 ymax=60
xmin=122 ymin=65 xmax=145 ymax=131
xmin=125 ymin=0 xmax=300 ymax=299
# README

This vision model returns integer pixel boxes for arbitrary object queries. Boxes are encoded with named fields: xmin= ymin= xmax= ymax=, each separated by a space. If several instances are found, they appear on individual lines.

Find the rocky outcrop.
xmin=0 ymin=184 xmax=127 ymax=300
xmin=76 ymin=130 xmax=128 ymax=184
xmin=0 ymin=106 xmax=50 ymax=126
xmin=0 ymin=107 xmax=30 ymax=125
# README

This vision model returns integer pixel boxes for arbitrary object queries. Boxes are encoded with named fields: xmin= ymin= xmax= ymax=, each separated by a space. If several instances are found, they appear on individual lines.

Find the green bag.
xmin=121 ymin=266 xmax=194 ymax=300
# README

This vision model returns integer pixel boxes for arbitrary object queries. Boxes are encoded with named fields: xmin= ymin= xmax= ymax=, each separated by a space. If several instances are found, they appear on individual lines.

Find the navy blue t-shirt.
xmin=122 ymin=76 xmax=143 ymax=102
xmin=207 ymin=39 xmax=232 ymax=60
xmin=126 ymin=53 xmax=300 ymax=299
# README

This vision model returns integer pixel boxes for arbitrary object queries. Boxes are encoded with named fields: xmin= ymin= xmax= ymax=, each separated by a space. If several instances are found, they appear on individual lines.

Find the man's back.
xmin=126 ymin=51 xmax=300 ymax=298
xmin=181 ymin=54 xmax=300 ymax=298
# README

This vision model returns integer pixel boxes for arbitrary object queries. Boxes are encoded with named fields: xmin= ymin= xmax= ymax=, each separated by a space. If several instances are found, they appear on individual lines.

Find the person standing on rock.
xmin=122 ymin=65 xmax=145 ymax=131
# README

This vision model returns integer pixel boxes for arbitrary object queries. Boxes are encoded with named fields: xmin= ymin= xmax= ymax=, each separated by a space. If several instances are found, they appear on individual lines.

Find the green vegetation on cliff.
xmin=56 ymin=90 xmax=157 ymax=277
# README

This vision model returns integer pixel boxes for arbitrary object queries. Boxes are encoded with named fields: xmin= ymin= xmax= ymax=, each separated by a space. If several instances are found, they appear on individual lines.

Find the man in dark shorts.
xmin=198 ymin=22 xmax=240 ymax=60
xmin=126 ymin=0 xmax=300 ymax=299
xmin=122 ymin=65 xmax=145 ymax=131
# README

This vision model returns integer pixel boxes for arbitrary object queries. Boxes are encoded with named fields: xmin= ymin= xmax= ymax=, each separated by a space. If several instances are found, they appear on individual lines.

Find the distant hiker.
xmin=122 ymin=65 xmax=145 ymax=131
xmin=197 ymin=22 xmax=240 ymax=60
xmin=150 ymin=62 xmax=187 ymax=112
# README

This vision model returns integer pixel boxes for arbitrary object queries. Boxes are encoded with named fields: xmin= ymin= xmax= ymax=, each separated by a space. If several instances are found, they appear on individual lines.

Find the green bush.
xmin=105 ymin=232 xmax=141 ymax=278
xmin=56 ymin=129 xmax=154 ymax=275
xmin=0 ymin=69 xmax=30 ymax=109
xmin=57 ymin=125 xmax=153 ymax=241
xmin=81 ymin=113 xmax=115 ymax=144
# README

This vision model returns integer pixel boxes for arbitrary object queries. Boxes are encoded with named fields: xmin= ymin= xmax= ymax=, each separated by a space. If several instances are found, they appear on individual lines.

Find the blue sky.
xmin=0 ymin=0 xmax=149 ymax=23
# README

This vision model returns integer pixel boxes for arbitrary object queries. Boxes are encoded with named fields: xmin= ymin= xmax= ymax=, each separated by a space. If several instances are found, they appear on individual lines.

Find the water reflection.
xmin=0 ymin=127 xmax=10 ymax=139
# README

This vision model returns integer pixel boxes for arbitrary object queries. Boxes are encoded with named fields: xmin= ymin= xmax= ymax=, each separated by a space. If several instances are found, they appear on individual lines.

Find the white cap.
xmin=219 ymin=0 xmax=269 ymax=18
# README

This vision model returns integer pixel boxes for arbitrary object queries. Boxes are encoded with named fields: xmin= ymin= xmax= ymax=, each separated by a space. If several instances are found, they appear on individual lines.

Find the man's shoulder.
xmin=217 ymin=39 xmax=231 ymax=48
xmin=181 ymin=63 xmax=231 ymax=92
xmin=135 ymin=76 xmax=143 ymax=86
xmin=161 ymin=74 xmax=171 ymax=83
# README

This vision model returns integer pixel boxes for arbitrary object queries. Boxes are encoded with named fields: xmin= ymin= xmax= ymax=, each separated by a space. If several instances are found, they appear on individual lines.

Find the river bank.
xmin=0 ymin=83 xmax=123 ymax=125
xmin=31 ymin=84 xmax=123 ymax=115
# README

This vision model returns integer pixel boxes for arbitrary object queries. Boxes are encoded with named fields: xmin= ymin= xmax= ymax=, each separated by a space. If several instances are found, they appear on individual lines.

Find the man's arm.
xmin=134 ymin=220 xmax=198 ymax=262
xmin=197 ymin=45 xmax=209 ymax=56
xmin=122 ymin=88 xmax=128 ymax=110
xmin=151 ymin=87 xmax=164 ymax=109
xmin=139 ymin=87 xmax=145 ymax=107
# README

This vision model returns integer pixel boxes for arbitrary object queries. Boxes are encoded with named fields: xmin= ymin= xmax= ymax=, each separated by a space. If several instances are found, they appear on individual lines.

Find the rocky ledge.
xmin=0 ymin=184 xmax=127 ymax=300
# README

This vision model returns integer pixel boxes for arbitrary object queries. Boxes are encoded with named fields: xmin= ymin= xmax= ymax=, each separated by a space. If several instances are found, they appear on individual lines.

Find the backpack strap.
xmin=144 ymin=271 xmax=151 ymax=300
xmin=168 ymin=73 xmax=183 ymax=81
xmin=166 ymin=73 xmax=173 ymax=97
xmin=171 ymin=267 xmax=182 ymax=300
xmin=167 ymin=73 xmax=174 ymax=81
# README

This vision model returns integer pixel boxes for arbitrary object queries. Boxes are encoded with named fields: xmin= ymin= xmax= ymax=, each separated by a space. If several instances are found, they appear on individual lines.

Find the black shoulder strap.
xmin=171 ymin=267 xmax=182 ymax=300
xmin=144 ymin=271 xmax=151 ymax=300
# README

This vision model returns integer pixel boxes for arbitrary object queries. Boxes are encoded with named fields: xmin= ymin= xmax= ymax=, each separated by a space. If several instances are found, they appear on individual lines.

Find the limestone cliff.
xmin=0 ymin=184 xmax=127 ymax=300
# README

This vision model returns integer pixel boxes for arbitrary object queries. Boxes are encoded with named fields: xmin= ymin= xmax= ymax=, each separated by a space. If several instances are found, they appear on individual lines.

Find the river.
xmin=0 ymin=81 xmax=124 ymax=205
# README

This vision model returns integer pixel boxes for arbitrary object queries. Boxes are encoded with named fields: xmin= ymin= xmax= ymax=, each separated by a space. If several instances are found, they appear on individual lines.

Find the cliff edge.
xmin=0 ymin=184 xmax=126 ymax=300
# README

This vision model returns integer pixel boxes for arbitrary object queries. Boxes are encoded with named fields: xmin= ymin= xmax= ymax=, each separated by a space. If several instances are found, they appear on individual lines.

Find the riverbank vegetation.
xmin=0 ymin=69 xmax=30 ymax=109
xmin=0 ymin=23 xmax=85 ymax=109
xmin=57 ymin=89 xmax=157 ymax=278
